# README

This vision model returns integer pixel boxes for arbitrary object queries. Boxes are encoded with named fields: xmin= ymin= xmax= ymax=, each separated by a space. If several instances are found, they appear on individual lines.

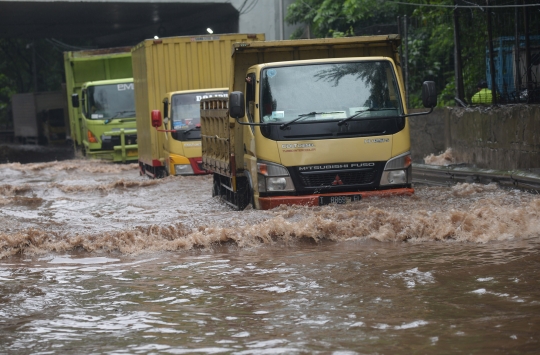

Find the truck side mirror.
xmin=229 ymin=91 xmax=245 ymax=119
xmin=71 ymin=93 xmax=79 ymax=108
xmin=162 ymin=97 xmax=169 ymax=119
xmin=151 ymin=110 xmax=162 ymax=128
xmin=422 ymin=81 xmax=437 ymax=108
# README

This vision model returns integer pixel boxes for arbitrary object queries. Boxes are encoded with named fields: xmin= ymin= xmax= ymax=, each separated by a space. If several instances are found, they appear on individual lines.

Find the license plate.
xmin=127 ymin=149 xmax=138 ymax=157
xmin=319 ymin=195 xmax=362 ymax=205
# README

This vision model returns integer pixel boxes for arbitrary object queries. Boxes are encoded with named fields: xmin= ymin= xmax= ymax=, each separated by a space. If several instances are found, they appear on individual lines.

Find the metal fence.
xmin=398 ymin=0 xmax=540 ymax=107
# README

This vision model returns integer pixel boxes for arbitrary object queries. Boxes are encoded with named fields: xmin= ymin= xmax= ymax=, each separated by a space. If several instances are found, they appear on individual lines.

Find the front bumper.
xmin=86 ymin=147 xmax=138 ymax=162
xmin=257 ymin=188 xmax=414 ymax=210
xmin=168 ymin=155 xmax=209 ymax=175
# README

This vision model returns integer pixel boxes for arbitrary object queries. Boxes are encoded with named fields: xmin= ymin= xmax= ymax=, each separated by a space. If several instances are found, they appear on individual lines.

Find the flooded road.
xmin=1 ymin=160 xmax=539 ymax=354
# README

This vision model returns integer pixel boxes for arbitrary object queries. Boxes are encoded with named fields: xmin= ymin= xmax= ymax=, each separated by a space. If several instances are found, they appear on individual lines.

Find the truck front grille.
xmin=299 ymin=170 xmax=377 ymax=187
xmin=101 ymin=134 xmax=137 ymax=150
xmin=287 ymin=162 xmax=386 ymax=193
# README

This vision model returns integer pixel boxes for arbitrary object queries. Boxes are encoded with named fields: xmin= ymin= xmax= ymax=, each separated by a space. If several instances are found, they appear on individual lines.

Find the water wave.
xmin=424 ymin=148 xmax=455 ymax=166
xmin=2 ymin=160 xmax=138 ymax=173
xmin=2 ymin=183 xmax=539 ymax=259
xmin=0 ymin=184 xmax=33 ymax=196
xmin=50 ymin=178 xmax=162 ymax=193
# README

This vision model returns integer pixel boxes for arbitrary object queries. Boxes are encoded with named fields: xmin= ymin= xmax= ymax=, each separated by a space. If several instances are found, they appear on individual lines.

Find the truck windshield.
xmin=87 ymin=83 xmax=135 ymax=120
xmin=171 ymin=91 xmax=228 ymax=130
xmin=260 ymin=61 xmax=402 ymax=124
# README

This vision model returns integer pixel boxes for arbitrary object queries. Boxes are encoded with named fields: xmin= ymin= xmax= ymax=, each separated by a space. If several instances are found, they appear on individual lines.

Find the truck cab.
xmin=201 ymin=36 xmax=437 ymax=210
xmin=161 ymin=88 xmax=228 ymax=176
xmin=241 ymin=58 xmax=411 ymax=209
xmin=72 ymin=78 xmax=137 ymax=162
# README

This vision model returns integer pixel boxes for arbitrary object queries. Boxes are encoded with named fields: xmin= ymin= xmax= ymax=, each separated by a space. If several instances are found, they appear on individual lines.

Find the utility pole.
xmin=404 ymin=15 xmax=409 ymax=109
xmin=31 ymin=40 xmax=38 ymax=92
xmin=397 ymin=16 xmax=403 ymax=64
xmin=523 ymin=0 xmax=532 ymax=94
xmin=453 ymin=0 xmax=464 ymax=102
xmin=514 ymin=0 xmax=521 ymax=95
xmin=486 ymin=0 xmax=497 ymax=104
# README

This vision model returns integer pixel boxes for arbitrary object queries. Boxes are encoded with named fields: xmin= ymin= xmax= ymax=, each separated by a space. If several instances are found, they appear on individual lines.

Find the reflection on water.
xmin=1 ymin=160 xmax=539 ymax=354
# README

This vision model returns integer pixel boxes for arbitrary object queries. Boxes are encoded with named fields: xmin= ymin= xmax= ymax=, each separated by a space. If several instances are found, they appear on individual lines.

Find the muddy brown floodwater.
xmin=1 ymin=159 xmax=539 ymax=354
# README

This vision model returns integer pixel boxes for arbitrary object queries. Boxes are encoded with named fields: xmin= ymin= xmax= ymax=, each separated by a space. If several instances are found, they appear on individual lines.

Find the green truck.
xmin=64 ymin=47 xmax=137 ymax=162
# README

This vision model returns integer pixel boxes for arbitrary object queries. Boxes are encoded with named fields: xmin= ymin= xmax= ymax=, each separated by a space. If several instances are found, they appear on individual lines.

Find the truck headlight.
xmin=380 ymin=152 xmax=412 ymax=186
xmin=174 ymin=164 xmax=194 ymax=175
xmin=257 ymin=161 xmax=295 ymax=192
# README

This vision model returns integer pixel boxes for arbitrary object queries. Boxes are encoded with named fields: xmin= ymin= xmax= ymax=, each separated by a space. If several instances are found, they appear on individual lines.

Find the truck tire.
xmin=139 ymin=162 xmax=145 ymax=176
xmin=79 ymin=145 xmax=86 ymax=158
xmin=236 ymin=177 xmax=253 ymax=210
xmin=156 ymin=167 xmax=166 ymax=179
xmin=212 ymin=174 xmax=221 ymax=197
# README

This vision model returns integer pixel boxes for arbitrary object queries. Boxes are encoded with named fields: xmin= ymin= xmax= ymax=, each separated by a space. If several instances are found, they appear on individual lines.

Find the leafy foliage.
xmin=0 ymin=39 xmax=64 ymax=94
xmin=0 ymin=38 xmax=85 ymax=126
xmin=286 ymin=0 xmax=401 ymax=38
xmin=286 ymin=1 xmax=443 ymax=106
xmin=0 ymin=39 xmax=61 ymax=126
xmin=284 ymin=0 xmax=497 ymax=107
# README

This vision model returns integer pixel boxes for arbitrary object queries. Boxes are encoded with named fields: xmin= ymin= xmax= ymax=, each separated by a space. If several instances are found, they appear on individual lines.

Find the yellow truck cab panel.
xmin=247 ymin=57 xmax=406 ymax=165
xmin=162 ymin=88 xmax=228 ymax=175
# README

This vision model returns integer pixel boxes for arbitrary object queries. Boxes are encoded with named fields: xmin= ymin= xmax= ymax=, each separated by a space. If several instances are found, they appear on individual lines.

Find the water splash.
xmin=424 ymin=148 xmax=455 ymax=166
xmin=2 ymin=160 xmax=540 ymax=259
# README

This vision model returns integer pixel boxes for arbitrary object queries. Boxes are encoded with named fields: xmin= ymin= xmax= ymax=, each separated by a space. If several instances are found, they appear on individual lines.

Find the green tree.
xmin=407 ymin=1 xmax=456 ymax=106
xmin=0 ymin=38 xmax=83 ymax=127
xmin=286 ymin=0 xmax=402 ymax=39
xmin=285 ymin=0 xmax=477 ymax=107
xmin=0 ymin=39 xmax=65 ymax=94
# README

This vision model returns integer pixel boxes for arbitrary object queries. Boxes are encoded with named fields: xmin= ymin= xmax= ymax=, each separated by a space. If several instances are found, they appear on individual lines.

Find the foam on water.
xmin=424 ymin=148 xmax=455 ymax=166
xmin=1 ymin=160 xmax=540 ymax=259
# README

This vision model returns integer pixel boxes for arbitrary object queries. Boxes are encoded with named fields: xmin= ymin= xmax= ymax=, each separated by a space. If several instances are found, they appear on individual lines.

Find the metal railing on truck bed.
xmin=200 ymin=98 xmax=236 ymax=176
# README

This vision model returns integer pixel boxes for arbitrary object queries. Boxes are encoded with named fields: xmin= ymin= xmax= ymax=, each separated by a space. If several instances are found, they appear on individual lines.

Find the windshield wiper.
xmin=178 ymin=123 xmax=201 ymax=134
xmin=280 ymin=111 xmax=344 ymax=130
xmin=337 ymin=108 xmax=397 ymax=126
xmin=108 ymin=110 xmax=136 ymax=121
xmin=181 ymin=126 xmax=200 ymax=134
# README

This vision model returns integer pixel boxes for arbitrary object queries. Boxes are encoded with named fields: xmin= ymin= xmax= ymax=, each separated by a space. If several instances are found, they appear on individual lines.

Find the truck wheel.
xmin=79 ymin=145 xmax=87 ymax=157
xmin=245 ymin=184 xmax=255 ymax=210
xmin=212 ymin=174 xmax=221 ymax=197
xmin=139 ymin=163 xmax=145 ymax=176
xmin=156 ymin=167 xmax=166 ymax=179
xmin=236 ymin=177 xmax=253 ymax=210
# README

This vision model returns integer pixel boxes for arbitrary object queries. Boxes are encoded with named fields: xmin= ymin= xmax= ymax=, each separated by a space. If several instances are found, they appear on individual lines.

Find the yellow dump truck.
xmin=201 ymin=35 xmax=437 ymax=210
xmin=131 ymin=33 xmax=265 ymax=178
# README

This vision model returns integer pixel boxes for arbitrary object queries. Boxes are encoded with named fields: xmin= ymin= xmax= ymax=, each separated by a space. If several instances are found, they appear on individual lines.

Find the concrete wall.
xmin=443 ymin=105 xmax=540 ymax=170
xmin=409 ymin=108 xmax=446 ymax=163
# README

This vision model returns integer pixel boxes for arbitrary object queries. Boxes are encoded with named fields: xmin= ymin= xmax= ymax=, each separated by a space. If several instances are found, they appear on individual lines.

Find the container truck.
xmin=64 ymin=47 xmax=137 ymax=162
xmin=131 ymin=33 xmax=265 ymax=178
xmin=12 ymin=90 xmax=68 ymax=145
xmin=199 ymin=35 xmax=437 ymax=210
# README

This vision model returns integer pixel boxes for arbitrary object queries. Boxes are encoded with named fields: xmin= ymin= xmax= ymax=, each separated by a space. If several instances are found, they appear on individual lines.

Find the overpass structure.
xmin=0 ymin=0 xmax=298 ymax=47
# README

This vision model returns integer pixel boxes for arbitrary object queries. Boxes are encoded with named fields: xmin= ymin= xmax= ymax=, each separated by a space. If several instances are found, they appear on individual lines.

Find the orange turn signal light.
xmin=405 ymin=155 xmax=412 ymax=168
xmin=258 ymin=163 xmax=268 ymax=175
xmin=87 ymin=130 xmax=98 ymax=143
